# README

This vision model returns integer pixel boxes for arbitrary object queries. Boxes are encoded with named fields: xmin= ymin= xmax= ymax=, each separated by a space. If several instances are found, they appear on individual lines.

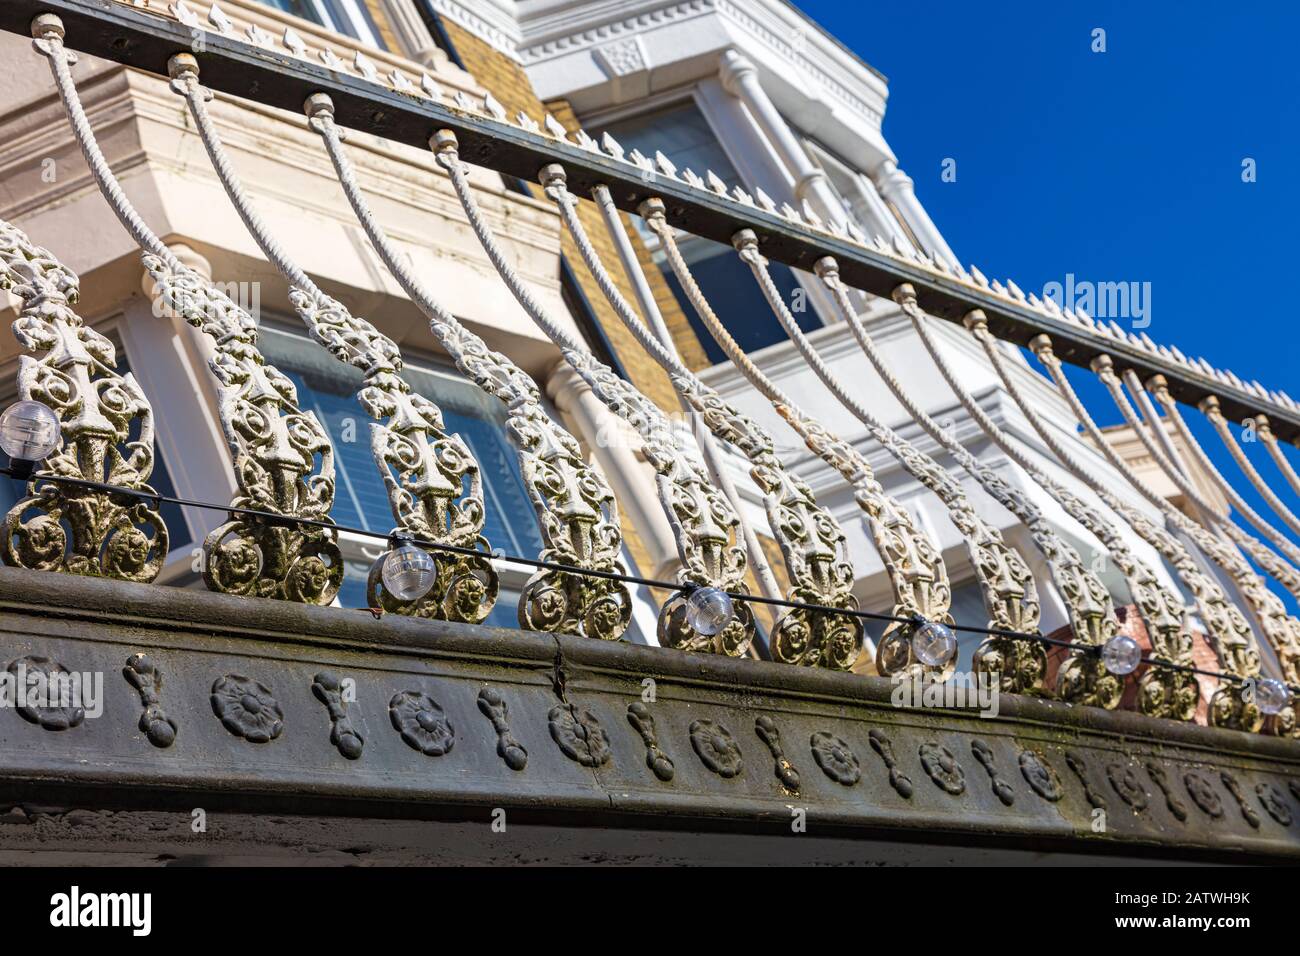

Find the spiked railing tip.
xmin=170 ymin=2 xmax=201 ymax=27
xmin=600 ymin=131 xmax=624 ymax=160
xmin=282 ymin=27 xmax=307 ymax=57
xmin=208 ymin=2 xmax=234 ymax=34
xmin=543 ymin=113 xmax=569 ymax=141
xmin=482 ymin=92 xmax=506 ymax=121
xmin=352 ymin=51 xmax=379 ymax=81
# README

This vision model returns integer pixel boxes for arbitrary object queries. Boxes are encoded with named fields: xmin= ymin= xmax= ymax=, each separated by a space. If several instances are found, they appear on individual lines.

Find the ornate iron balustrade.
xmin=1 ymin=0 xmax=1299 ymax=734
xmin=2 ymin=0 xmax=1298 ymax=442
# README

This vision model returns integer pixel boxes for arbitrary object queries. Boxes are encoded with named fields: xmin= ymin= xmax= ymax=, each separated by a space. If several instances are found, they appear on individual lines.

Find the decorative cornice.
xmin=515 ymin=0 xmax=884 ymax=130
xmin=426 ymin=0 xmax=524 ymax=60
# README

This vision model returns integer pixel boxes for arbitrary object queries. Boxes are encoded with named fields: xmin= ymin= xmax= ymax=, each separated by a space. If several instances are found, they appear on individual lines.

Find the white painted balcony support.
xmin=870 ymin=159 xmax=960 ymax=271
xmin=130 ymin=242 xmax=235 ymax=565
xmin=375 ymin=0 xmax=447 ymax=68
xmin=544 ymin=359 xmax=679 ymax=585
xmin=717 ymin=50 xmax=848 ymax=230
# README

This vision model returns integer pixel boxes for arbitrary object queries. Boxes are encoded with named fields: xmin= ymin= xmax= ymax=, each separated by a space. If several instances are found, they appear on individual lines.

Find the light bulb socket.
xmin=7 ymin=458 xmax=35 ymax=481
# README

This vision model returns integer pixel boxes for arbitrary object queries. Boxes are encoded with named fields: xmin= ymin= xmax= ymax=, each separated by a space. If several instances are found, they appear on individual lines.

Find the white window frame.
xmin=261 ymin=0 xmax=383 ymax=48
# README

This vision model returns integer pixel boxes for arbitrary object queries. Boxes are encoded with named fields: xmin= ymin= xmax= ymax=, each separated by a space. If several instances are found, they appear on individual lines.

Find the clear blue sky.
xmin=796 ymin=0 xmax=1300 ymax=611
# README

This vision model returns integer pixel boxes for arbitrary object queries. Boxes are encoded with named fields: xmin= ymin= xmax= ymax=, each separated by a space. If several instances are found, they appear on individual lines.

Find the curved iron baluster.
xmin=401 ymin=133 xmax=748 ymax=651
xmin=34 ymin=16 xmax=342 ymax=604
xmin=314 ymin=114 xmax=632 ymax=641
xmin=170 ymin=60 xmax=496 ymax=623
xmin=1035 ymin=340 xmax=1283 ymax=733
xmin=1138 ymin=375 xmax=1300 ymax=598
xmin=886 ymin=286 xmax=1123 ymax=708
xmin=541 ymin=170 xmax=862 ymax=670
xmin=650 ymin=218 xmax=955 ymax=679
xmin=811 ymin=261 xmax=1048 ymax=693
xmin=966 ymin=319 xmax=1198 ymax=719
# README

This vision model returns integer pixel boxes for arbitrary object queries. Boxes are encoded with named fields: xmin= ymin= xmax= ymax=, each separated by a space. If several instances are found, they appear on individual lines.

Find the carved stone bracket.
xmin=754 ymin=715 xmax=800 ymax=791
xmin=969 ymin=739 xmax=1014 ymax=805
xmin=312 ymin=671 xmax=364 ymax=760
xmin=123 ymin=653 xmax=177 ymax=748
xmin=479 ymin=687 xmax=528 ymax=771
xmin=626 ymin=702 xmax=674 ymax=782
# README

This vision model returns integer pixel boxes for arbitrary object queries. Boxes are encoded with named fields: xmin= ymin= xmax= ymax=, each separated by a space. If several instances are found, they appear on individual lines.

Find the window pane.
xmin=599 ymin=102 xmax=821 ymax=357
xmin=256 ymin=325 xmax=543 ymax=556
xmin=255 ymin=0 xmax=327 ymax=27
xmin=252 ymin=0 xmax=386 ymax=47
xmin=604 ymin=104 xmax=743 ymax=192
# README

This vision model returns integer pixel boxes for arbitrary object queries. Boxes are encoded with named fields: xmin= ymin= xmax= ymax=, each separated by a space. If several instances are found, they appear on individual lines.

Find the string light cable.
xmin=0 ymin=449 xmax=1292 ymax=703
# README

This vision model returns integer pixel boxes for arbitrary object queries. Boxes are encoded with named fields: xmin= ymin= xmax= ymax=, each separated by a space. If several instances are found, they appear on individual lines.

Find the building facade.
xmin=0 ymin=0 xmax=1297 ymax=863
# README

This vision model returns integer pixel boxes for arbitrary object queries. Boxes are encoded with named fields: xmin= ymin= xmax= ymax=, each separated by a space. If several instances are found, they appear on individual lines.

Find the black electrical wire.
xmin=3 ymin=464 xmax=1295 ymax=694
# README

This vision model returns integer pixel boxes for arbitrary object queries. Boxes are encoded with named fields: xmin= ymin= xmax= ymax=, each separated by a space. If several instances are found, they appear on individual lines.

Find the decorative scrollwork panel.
xmin=0 ymin=218 xmax=167 ymax=582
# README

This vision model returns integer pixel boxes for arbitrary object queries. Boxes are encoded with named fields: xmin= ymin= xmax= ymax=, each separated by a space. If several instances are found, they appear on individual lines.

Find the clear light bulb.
xmin=911 ymin=620 xmax=957 ymax=667
xmin=1253 ymin=677 xmax=1290 ymax=716
xmin=381 ymin=542 xmax=436 ymax=601
xmin=685 ymin=586 xmax=734 ymax=636
xmin=1101 ymin=634 xmax=1142 ymax=675
xmin=0 ymin=400 xmax=59 ymax=462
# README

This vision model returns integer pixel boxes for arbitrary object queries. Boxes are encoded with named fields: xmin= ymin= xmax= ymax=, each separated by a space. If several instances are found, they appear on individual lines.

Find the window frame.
xmin=255 ymin=0 xmax=384 ymax=48
xmin=584 ymin=90 xmax=827 ymax=358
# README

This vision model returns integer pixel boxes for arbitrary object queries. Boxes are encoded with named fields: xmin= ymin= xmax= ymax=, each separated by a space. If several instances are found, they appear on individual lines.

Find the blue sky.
xmin=796 ymin=0 xmax=1300 ymax=610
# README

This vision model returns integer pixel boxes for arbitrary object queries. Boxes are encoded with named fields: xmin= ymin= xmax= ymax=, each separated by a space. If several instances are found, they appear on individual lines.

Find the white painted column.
xmin=849 ymin=169 xmax=912 ymax=245
xmin=545 ymin=359 xmax=667 ymax=645
xmin=128 ymin=242 xmax=237 ymax=567
xmin=374 ymin=0 xmax=447 ymax=68
xmin=717 ymin=50 xmax=848 ymax=229
xmin=590 ymin=185 xmax=786 ymax=612
xmin=544 ymin=359 xmax=681 ymax=581
xmin=871 ymin=159 xmax=961 ymax=269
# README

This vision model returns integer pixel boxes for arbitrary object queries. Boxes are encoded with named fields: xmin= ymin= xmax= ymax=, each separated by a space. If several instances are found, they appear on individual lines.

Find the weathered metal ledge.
xmin=0 ymin=565 xmax=1296 ymax=864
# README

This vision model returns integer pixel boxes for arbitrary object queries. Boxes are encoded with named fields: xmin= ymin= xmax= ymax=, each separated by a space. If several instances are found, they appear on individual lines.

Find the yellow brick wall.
xmin=439 ymin=21 xmax=711 ymax=404
xmin=360 ymin=0 xmax=403 ymax=54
